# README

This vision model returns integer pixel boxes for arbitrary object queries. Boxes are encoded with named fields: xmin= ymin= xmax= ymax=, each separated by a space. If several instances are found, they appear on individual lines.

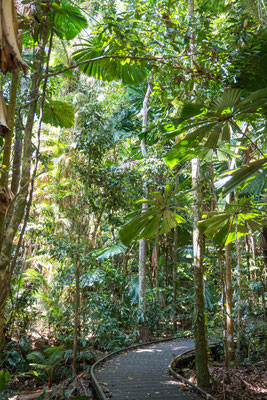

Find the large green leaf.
xmin=222 ymin=158 xmax=267 ymax=195
xmin=237 ymin=88 xmax=267 ymax=114
xmin=179 ymin=102 xmax=206 ymax=122
xmin=160 ymin=210 xmax=185 ymax=234
xmin=52 ymin=1 xmax=88 ymax=40
xmin=90 ymin=243 xmax=127 ymax=261
xmin=198 ymin=203 xmax=266 ymax=246
xmin=41 ymin=99 xmax=75 ymax=128
xmin=119 ymin=210 xmax=157 ymax=246
xmin=165 ymin=88 xmax=267 ymax=171
xmin=119 ymin=184 xmax=187 ymax=246
xmin=72 ymin=39 xmax=148 ymax=85
xmin=212 ymin=89 xmax=243 ymax=113
xmin=0 ymin=370 xmax=10 ymax=392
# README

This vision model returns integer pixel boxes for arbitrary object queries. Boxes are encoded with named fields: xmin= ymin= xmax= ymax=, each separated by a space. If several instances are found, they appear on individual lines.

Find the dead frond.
xmin=0 ymin=0 xmax=27 ymax=74
xmin=0 ymin=185 xmax=14 ymax=213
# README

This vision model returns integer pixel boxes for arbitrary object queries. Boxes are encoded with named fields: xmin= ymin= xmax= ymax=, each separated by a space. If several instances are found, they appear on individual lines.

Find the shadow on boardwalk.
xmin=95 ymin=338 xmax=202 ymax=399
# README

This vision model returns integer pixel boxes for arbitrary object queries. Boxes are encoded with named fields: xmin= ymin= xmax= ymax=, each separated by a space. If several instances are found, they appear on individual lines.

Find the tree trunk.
xmin=236 ymin=236 xmax=242 ymax=363
xmin=10 ymin=129 xmax=22 ymax=196
xmin=172 ymin=226 xmax=178 ymax=333
xmin=72 ymin=233 xmax=81 ymax=376
xmin=0 ymin=18 xmax=49 ymax=358
xmin=0 ymin=69 xmax=20 ymax=188
xmin=0 ymin=65 xmax=21 ymax=247
xmin=138 ymin=80 xmax=152 ymax=336
xmin=225 ymin=242 xmax=235 ymax=366
xmin=192 ymin=157 xmax=210 ymax=387
xmin=225 ymin=190 xmax=235 ymax=367
xmin=139 ymin=238 xmax=146 ymax=312
xmin=219 ymin=247 xmax=227 ymax=365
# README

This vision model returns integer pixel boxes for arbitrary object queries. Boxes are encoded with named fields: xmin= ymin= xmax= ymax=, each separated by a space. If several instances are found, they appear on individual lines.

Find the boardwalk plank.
xmin=95 ymin=339 xmax=202 ymax=399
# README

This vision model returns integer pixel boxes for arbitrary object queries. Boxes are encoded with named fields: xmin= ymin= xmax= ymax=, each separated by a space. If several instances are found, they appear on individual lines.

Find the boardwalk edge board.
xmin=90 ymin=334 xmax=192 ymax=400
xmin=169 ymin=345 xmax=217 ymax=400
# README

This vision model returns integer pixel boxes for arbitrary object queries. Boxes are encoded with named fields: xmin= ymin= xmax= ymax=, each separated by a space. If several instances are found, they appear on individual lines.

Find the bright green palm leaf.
xmin=141 ymin=214 xmax=162 ymax=238
xmin=181 ymin=122 xmax=218 ymax=144
xmin=119 ymin=184 xmax=186 ymax=246
xmin=179 ymin=102 xmax=206 ymax=121
xmin=41 ymin=99 xmax=75 ymax=128
xmin=237 ymin=88 xmax=267 ymax=114
xmin=225 ymin=224 xmax=249 ymax=245
xmin=205 ymin=123 xmax=223 ymax=148
xmin=160 ymin=210 xmax=185 ymax=234
xmin=212 ymin=221 xmax=231 ymax=245
xmin=119 ymin=210 xmax=157 ymax=246
xmin=221 ymin=124 xmax=231 ymax=141
xmin=165 ymin=88 xmax=267 ymax=174
xmin=198 ymin=202 xmax=265 ymax=246
xmin=222 ymin=158 xmax=267 ymax=195
xmin=72 ymin=39 xmax=148 ymax=85
xmin=52 ymin=1 xmax=88 ymax=40
xmin=211 ymin=88 xmax=243 ymax=113
xmin=198 ymin=213 xmax=230 ymax=231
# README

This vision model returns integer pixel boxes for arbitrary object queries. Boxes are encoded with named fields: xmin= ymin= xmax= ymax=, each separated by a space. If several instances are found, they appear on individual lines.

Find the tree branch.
xmin=43 ymin=54 xmax=182 ymax=79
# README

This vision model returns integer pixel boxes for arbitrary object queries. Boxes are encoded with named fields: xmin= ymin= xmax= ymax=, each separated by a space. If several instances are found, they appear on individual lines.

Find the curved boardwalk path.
xmin=94 ymin=338 xmax=202 ymax=399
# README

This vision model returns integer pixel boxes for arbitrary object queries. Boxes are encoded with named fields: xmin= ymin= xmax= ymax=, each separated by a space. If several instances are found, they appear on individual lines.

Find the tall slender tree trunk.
xmin=10 ymin=129 xmax=22 ymax=196
xmin=219 ymin=247 xmax=227 ymax=363
xmin=225 ymin=241 xmax=235 ymax=366
xmin=192 ymin=158 xmax=210 ymax=387
xmin=0 ymin=18 xmax=49 ymax=357
xmin=261 ymin=193 xmax=267 ymax=318
xmin=172 ymin=226 xmax=178 ymax=333
xmin=188 ymin=0 xmax=210 ymax=388
xmin=138 ymin=81 xmax=152 ymax=337
xmin=224 ymin=184 xmax=235 ymax=366
xmin=236 ymin=236 xmax=242 ymax=363
xmin=0 ymin=67 xmax=20 ymax=247
xmin=72 ymin=231 xmax=81 ymax=376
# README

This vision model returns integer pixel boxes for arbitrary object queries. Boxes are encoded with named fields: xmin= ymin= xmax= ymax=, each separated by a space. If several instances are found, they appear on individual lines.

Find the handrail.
xmin=91 ymin=334 xmax=191 ymax=400
xmin=169 ymin=345 xmax=217 ymax=400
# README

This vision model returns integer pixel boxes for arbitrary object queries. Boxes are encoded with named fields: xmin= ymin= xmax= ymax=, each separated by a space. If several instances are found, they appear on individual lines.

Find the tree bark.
xmin=138 ymin=81 xmax=152 ymax=318
xmin=0 ymin=66 xmax=21 ymax=247
xmin=0 ymin=69 xmax=20 ymax=188
xmin=72 ymin=232 xmax=81 ymax=376
xmin=236 ymin=236 xmax=242 ymax=363
xmin=192 ymin=157 xmax=210 ymax=387
xmin=0 ymin=17 xmax=49 ymax=358
xmin=10 ymin=129 xmax=22 ymax=196
xmin=172 ymin=226 xmax=178 ymax=333
xmin=225 ymin=242 xmax=235 ymax=365
xmin=219 ymin=247 xmax=227 ymax=365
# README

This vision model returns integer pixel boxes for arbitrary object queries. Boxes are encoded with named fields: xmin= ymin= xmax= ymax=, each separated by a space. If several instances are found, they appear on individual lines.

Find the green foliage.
xmin=27 ymin=346 xmax=65 ymax=386
xmin=4 ymin=1 xmax=267 ymax=388
xmin=198 ymin=199 xmax=267 ymax=245
xmin=0 ymin=370 xmax=10 ymax=392
xmin=165 ymin=88 xmax=267 ymax=169
xmin=38 ymin=99 xmax=75 ymax=128
xmin=119 ymin=184 xmax=186 ymax=246
xmin=52 ymin=0 xmax=88 ymax=40
xmin=72 ymin=38 xmax=148 ymax=85
xmin=220 ymin=158 xmax=267 ymax=195
xmin=90 ymin=243 xmax=127 ymax=261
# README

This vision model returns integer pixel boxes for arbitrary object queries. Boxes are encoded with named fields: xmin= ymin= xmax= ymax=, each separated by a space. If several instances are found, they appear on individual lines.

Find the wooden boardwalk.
xmin=94 ymin=338 xmax=202 ymax=399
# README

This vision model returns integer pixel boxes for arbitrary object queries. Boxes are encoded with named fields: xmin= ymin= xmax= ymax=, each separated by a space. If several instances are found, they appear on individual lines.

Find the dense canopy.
xmin=0 ymin=1 xmax=266 ymax=399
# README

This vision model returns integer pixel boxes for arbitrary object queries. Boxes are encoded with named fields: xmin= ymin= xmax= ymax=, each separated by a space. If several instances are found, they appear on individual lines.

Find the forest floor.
xmin=4 ymin=335 xmax=267 ymax=400
xmin=6 ymin=359 xmax=267 ymax=400
xmin=6 ymin=371 xmax=94 ymax=400
xmin=176 ymin=358 xmax=267 ymax=400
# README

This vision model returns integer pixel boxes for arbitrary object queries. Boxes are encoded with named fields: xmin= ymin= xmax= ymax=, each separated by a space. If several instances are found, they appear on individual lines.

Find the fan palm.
xmin=119 ymin=182 xmax=188 ymax=246
xmin=165 ymin=88 xmax=267 ymax=166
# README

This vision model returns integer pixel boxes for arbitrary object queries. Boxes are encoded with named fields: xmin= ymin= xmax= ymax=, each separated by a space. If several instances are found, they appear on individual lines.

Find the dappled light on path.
xmin=95 ymin=339 xmax=201 ymax=399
